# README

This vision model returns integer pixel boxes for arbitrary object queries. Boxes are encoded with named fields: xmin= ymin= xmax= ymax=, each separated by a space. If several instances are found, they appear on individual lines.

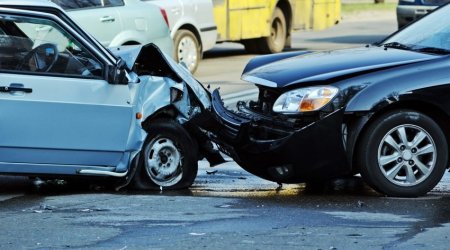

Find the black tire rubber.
xmin=174 ymin=29 xmax=201 ymax=73
xmin=357 ymin=110 xmax=448 ymax=197
xmin=258 ymin=7 xmax=287 ymax=54
xmin=132 ymin=119 xmax=198 ymax=190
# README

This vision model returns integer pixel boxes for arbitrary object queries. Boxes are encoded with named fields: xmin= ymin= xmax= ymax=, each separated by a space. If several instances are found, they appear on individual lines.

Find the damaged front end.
xmin=195 ymin=86 xmax=351 ymax=183
xmin=109 ymin=43 xmax=225 ymax=187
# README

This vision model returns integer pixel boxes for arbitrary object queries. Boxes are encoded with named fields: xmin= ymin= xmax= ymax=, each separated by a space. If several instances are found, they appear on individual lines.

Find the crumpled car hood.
xmin=109 ymin=43 xmax=211 ymax=110
xmin=109 ymin=45 xmax=145 ymax=70
xmin=242 ymin=47 xmax=440 ymax=88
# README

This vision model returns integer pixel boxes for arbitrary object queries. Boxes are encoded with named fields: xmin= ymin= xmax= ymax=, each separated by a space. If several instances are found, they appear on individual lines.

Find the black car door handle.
xmin=0 ymin=85 xmax=32 ymax=93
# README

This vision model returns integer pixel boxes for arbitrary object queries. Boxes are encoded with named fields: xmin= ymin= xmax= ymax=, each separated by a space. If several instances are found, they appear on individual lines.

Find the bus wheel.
xmin=259 ymin=7 xmax=286 ymax=53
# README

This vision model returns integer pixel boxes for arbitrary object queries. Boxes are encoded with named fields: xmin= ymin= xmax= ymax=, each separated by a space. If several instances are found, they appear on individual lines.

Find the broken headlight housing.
xmin=272 ymin=86 xmax=339 ymax=113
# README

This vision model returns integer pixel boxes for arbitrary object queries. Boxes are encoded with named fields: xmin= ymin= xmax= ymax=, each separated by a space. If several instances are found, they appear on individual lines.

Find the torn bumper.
xmin=197 ymin=90 xmax=351 ymax=183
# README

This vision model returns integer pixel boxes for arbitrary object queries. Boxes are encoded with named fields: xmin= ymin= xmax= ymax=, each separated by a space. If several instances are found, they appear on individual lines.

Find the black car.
xmin=196 ymin=4 xmax=450 ymax=197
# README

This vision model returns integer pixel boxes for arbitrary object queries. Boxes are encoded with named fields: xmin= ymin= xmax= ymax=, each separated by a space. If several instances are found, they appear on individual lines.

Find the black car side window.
xmin=0 ymin=14 xmax=103 ymax=78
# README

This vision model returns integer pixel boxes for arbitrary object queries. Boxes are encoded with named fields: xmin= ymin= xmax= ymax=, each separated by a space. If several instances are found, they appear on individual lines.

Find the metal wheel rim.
xmin=144 ymin=137 xmax=183 ymax=187
xmin=177 ymin=36 xmax=198 ymax=72
xmin=377 ymin=124 xmax=436 ymax=187
xmin=271 ymin=17 xmax=284 ymax=48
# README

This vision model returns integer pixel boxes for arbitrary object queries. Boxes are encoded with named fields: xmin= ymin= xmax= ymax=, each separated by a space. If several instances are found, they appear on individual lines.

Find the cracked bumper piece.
xmin=199 ymin=90 xmax=351 ymax=183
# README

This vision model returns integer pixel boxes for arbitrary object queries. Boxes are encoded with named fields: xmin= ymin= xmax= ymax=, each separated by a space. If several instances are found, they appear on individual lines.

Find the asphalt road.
xmin=2 ymin=10 xmax=450 ymax=250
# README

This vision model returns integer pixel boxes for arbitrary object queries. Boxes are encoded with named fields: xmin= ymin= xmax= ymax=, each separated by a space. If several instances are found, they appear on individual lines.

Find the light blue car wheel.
xmin=132 ymin=119 xmax=198 ymax=190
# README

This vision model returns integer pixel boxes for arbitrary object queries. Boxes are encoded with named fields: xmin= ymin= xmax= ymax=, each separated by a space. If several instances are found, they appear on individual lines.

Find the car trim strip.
xmin=78 ymin=169 xmax=128 ymax=177
xmin=200 ymin=26 xmax=217 ymax=32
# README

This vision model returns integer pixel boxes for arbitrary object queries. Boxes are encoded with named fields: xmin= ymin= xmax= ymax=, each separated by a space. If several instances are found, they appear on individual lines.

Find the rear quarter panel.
xmin=150 ymin=0 xmax=217 ymax=52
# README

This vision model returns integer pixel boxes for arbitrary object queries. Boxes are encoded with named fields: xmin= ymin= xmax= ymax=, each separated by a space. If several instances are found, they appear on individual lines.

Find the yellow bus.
xmin=213 ymin=0 xmax=341 ymax=53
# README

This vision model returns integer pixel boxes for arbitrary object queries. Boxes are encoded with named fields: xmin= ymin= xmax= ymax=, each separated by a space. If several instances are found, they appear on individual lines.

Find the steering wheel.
xmin=17 ymin=43 xmax=59 ymax=72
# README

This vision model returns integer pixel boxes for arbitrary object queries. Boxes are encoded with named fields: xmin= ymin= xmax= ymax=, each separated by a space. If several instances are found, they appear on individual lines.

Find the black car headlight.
xmin=272 ymin=86 xmax=339 ymax=113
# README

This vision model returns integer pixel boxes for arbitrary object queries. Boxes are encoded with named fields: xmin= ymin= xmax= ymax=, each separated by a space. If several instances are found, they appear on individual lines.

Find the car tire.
xmin=258 ymin=7 xmax=287 ymax=54
xmin=357 ymin=110 xmax=448 ymax=197
xmin=132 ymin=119 xmax=198 ymax=190
xmin=174 ymin=29 xmax=201 ymax=73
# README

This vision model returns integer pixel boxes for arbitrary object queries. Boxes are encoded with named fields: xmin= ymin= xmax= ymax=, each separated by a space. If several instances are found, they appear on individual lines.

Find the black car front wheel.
xmin=358 ymin=110 xmax=448 ymax=197
xmin=132 ymin=119 xmax=198 ymax=190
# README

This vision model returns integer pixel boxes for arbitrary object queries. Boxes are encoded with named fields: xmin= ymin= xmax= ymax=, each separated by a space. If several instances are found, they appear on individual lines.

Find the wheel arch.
xmin=141 ymin=106 xmax=180 ymax=132
xmin=122 ymin=41 xmax=140 ymax=46
xmin=175 ymin=24 xmax=203 ymax=53
xmin=276 ymin=0 xmax=293 ymax=38
xmin=348 ymin=100 xmax=450 ymax=173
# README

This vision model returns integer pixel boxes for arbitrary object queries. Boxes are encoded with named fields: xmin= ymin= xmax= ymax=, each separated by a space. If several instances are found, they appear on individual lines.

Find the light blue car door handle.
xmin=0 ymin=83 xmax=32 ymax=93
xmin=100 ymin=16 xmax=115 ymax=22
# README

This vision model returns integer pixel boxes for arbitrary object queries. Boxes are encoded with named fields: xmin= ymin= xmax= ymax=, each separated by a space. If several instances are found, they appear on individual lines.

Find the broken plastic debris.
xmin=357 ymin=201 xmax=365 ymax=208
xmin=40 ymin=204 xmax=56 ymax=211
xmin=32 ymin=177 xmax=45 ymax=186
xmin=189 ymin=233 xmax=206 ymax=236
xmin=206 ymin=170 xmax=218 ymax=175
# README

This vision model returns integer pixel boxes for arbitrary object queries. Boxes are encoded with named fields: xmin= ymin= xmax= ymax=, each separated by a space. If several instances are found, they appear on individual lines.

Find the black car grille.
xmin=256 ymin=87 xmax=282 ymax=114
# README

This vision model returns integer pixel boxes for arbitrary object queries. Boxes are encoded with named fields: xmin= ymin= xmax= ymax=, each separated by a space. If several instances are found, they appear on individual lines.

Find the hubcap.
xmin=144 ymin=137 xmax=183 ymax=187
xmin=377 ymin=124 xmax=436 ymax=187
xmin=177 ymin=36 xmax=197 ymax=72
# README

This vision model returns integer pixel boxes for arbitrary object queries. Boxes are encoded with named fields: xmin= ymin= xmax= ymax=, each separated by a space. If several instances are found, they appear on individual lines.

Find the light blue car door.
xmin=0 ymin=13 xmax=133 ymax=167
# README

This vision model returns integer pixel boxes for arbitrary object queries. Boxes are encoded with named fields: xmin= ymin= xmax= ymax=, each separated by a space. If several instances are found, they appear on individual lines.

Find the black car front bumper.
xmin=196 ymin=90 xmax=351 ymax=183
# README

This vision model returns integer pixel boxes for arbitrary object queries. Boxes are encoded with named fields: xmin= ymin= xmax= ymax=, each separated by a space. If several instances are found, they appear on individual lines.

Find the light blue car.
xmin=0 ymin=0 xmax=220 ymax=189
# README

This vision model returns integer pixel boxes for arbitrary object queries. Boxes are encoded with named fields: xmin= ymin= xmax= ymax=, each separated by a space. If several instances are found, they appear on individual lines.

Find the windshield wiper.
xmin=414 ymin=46 xmax=450 ymax=55
xmin=383 ymin=42 xmax=413 ymax=51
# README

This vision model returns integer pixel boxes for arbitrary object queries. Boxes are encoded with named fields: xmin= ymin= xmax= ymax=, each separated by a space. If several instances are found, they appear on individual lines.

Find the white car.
xmin=143 ymin=0 xmax=217 ymax=73
xmin=51 ymin=0 xmax=174 ymax=56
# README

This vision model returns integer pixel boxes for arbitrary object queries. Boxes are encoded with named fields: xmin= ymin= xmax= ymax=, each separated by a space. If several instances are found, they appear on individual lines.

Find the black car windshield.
xmin=383 ymin=4 xmax=450 ymax=54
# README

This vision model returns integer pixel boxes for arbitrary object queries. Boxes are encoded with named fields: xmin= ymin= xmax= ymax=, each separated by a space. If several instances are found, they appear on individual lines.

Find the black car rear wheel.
xmin=357 ymin=110 xmax=448 ymax=197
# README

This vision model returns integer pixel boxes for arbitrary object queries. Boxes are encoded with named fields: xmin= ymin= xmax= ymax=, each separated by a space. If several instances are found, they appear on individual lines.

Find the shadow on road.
xmin=0 ymin=174 xmax=378 ymax=198
xmin=305 ymin=35 xmax=388 ymax=44
xmin=203 ymin=47 xmax=247 ymax=59
xmin=203 ymin=46 xmax=308 ymax=59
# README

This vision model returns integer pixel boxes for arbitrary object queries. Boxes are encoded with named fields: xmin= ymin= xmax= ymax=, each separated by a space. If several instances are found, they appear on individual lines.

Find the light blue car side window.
xmin=0 ymin=14 xmax=103 ymax=78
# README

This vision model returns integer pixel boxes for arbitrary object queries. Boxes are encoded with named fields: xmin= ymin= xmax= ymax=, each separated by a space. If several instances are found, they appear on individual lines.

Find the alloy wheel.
xmin=377 ymin=124 xmax=436 ymax=187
